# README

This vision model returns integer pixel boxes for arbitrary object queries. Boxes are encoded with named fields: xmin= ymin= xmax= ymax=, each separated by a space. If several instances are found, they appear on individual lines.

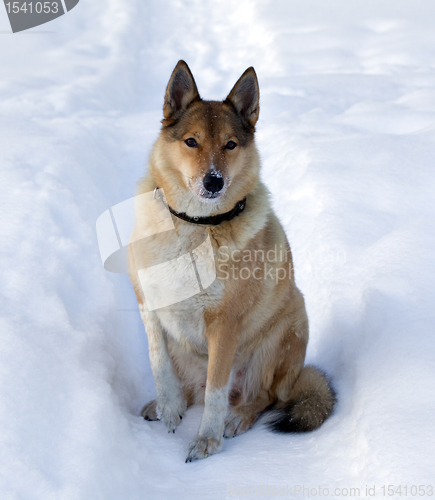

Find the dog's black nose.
xmin=203 ymin=172 xmax=224 ymax=193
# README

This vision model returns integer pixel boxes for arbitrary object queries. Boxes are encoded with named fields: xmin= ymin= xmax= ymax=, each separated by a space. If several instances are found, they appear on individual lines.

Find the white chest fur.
xmin=144 ymin=222 xmax=224 ymax=354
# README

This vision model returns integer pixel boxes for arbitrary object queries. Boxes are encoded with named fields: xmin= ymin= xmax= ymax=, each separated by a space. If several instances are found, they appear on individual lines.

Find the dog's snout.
xmin=203 ymin=172 xmax=224 ymax=194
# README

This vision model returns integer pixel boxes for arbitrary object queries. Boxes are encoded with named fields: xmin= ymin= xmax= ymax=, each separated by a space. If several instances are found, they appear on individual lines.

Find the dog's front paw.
xmin=156 ymin=397 xmax=187 ymax=433
xmin=185 ymin=435 xmax=222 ymax=462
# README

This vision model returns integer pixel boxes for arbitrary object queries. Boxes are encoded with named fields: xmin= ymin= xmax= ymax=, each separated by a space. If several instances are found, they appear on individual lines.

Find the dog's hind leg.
xmin=141 ymin=400 xmax=158 ymax=421
xmin=224 ymin=389 xmax=272 ymax=438
xmin=141 ymin=383 xmax=196 ymax=421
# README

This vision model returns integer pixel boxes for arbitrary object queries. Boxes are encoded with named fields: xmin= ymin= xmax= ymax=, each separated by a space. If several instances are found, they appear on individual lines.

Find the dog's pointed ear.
xmin=225 ymin=67 xmax=259 ymax=129
xmin=163 ymin=60 xmax=200 ymax=123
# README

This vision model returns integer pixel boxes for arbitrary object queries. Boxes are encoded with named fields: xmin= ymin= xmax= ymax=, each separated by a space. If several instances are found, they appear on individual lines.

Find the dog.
xmin=127 ymin=60 xmax=335 ymax=462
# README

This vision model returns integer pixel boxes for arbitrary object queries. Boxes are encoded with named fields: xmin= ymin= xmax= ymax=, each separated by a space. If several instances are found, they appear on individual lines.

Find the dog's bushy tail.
xmin=267 ymin=365 xmax=336 ymax=433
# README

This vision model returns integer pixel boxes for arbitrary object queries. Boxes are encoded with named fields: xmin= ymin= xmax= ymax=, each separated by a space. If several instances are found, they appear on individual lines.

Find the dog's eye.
xmin=185 ymin=138 xmax=198 ymax=148
xmin=225 ymin=141 xmax=237 ymax=150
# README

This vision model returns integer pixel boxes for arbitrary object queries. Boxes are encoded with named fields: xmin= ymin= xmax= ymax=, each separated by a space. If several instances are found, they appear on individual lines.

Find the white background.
xmin=1 ymin=1 xmax=434 ymax=498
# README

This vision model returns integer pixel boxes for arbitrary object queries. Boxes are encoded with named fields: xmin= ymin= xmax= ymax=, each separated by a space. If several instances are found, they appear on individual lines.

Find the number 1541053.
xmin=5 ymin=2 xmax=59 ymax=14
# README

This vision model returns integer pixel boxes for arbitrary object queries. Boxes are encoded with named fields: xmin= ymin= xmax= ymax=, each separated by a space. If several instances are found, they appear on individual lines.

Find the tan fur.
xmin=128 ymin=61 xmax=335 ymax=461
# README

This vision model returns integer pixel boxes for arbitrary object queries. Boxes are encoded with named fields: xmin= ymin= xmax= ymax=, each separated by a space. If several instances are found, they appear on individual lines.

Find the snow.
xmin=1 ymin=0 xmax=435 ymax=498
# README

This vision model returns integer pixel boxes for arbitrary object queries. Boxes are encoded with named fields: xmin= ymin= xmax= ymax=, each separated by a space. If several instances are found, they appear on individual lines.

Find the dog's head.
xmin=150 ymin=60 xmax=261 ymax=215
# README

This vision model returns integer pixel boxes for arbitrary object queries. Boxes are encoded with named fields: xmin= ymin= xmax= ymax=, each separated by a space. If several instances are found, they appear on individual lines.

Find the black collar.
xmin=155 ymin=188 xmax=246 ymax=226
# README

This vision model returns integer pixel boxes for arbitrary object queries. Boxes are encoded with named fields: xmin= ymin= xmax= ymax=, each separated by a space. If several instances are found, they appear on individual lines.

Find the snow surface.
xmin=1 ymin=1 xmax=435 ymax=498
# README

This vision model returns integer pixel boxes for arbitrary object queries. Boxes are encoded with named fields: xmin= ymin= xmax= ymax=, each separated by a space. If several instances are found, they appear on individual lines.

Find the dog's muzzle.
xmin=203 ymin=172 xmax=224 ymax=195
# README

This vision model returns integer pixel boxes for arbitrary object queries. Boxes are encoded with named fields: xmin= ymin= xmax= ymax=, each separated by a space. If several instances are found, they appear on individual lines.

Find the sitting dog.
xmin=128 ymin=60 xmax=335 ymax=462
